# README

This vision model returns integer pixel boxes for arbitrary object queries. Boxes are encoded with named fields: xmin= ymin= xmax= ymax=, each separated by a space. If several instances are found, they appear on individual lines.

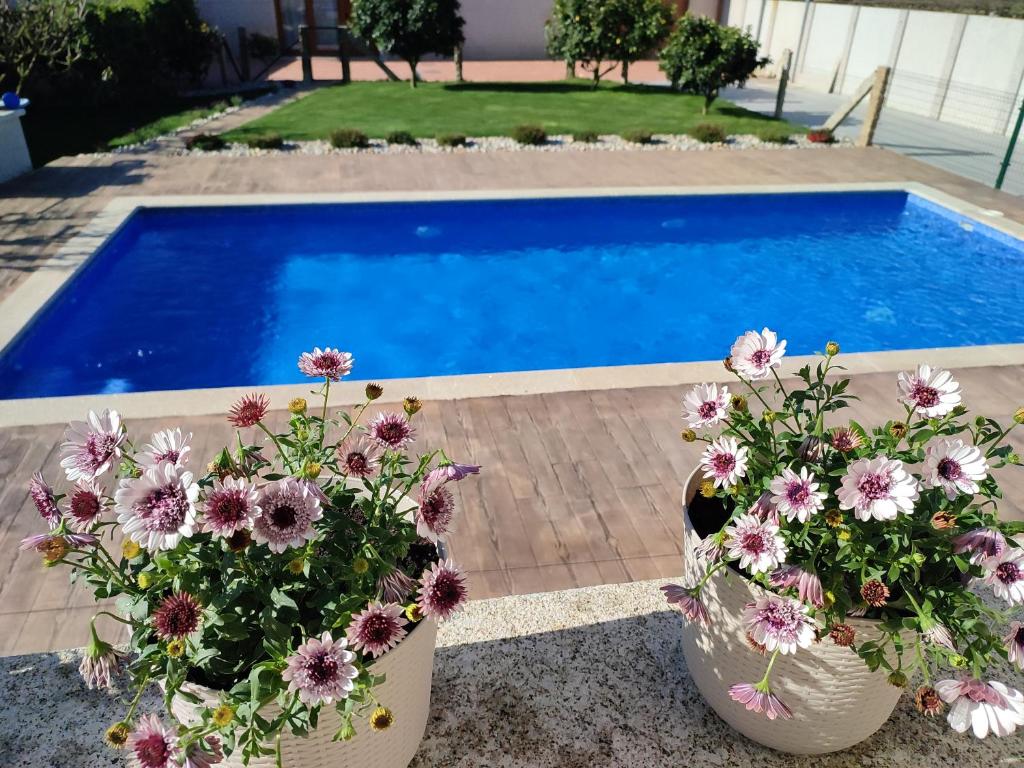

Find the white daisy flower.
xmin=115 ymin=463 xmax=199 ymax=551
xmin=922 ymin=438 xmax=988 ymax=500
xmin=897 ymin=364 xmax=961 ymax=418
xmin=682 ymin=382 xmax=730 ymax=429
xmin=730 ymin=328 xmax=786 ymax=380
xmin=700 ymin=436 xmax=749 ymax=488
xmin=770 ymin=466 xmax=827 ymax=523
xmin=836 ymin=455 xmax=918 ymax=521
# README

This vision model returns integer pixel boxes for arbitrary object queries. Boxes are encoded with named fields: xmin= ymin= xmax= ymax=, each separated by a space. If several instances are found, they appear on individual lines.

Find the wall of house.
xmin=197 ymin=0 xmax=279 ymax=38
xmin=725 ymin=0 xmax=1024 ymax=135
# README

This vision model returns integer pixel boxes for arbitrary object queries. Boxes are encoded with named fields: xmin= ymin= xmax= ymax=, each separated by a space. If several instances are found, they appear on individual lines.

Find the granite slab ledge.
xmin=2 ymin=579 xmax=1022 ymax=767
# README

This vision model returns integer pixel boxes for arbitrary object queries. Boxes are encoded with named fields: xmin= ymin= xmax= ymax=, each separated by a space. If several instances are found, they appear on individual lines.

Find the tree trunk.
xmin=409 ymin=59 xmax=418 ymax=88
xmin=592 ymin=65 xmax=600 ymax=90
xmin=622 ymin=60 xmax=629 ymax=85
xmin=565 ymin=60 xmax=575 ymax=79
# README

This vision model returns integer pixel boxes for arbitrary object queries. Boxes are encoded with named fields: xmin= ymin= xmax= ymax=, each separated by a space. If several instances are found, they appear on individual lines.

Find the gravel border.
xmin=99 ymin=132 xmax=847 ymax=158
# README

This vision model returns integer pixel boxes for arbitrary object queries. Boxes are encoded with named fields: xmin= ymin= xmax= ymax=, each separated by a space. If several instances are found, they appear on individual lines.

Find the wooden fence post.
xmin=454 ymin=44 xmax=464 ymax=82
xmin=775 ymin=48 xmax=792 ymax=120
xmin=856 ymin=65 xmax=891 ymax=147
xmin=336 ymin=26 xmax=351 ymax=84
xmin=300 ymin=25 xmax=314 ymax=83
xmin=237 ymin=27 xmax=251 ymax=82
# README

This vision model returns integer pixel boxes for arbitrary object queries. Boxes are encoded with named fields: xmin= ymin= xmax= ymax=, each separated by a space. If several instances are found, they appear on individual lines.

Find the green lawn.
xmin=106 ymin=100 xmax=242 ymax=148
xmin=223 ymin=81 xmax=799 ymax=142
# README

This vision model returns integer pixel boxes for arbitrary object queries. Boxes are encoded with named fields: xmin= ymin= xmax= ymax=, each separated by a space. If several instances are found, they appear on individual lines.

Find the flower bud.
xmin=699 ymin=480 xmax=717 ymax=499
xmin=680 ymin=429 xmax=697 ymax=443
xmin=403 ymin=396 xmax=422 ymax=416
xmin=762 ymin=410 xmax=777 ymax=424
xmin=302 ymin=461 xmax=322 ymax=479
xmin=352 ymin=556 xmax=370 ymax=575
xmin=1015 ymin=407 xmax=1024 ymax=425
xmin=366 ymin=382 xmax=384 ymax=400
xmin=950 ymin=654 xmax=969 ymax=668
xmin=287 ymin=557 xmax=305 ymax=574
xmin=889 ymin=421 xmax=908 ymax=440
xmin=723 ymin=356 xmax=734 ymax=372
xmin=1009 ymin=453 xmax=1021 ymax=466
xmin=730 ymin=394 xmax=748 ymax=412
xmin=824 ymin=509 xmax=843 ymax=528
xmin=288 ymin=397 xmax=307 ymax=415
xmin=799 ymin=435 xmax=824 ymax=462
xmin=829 ymin=623 xmax=855 ymax=647
xmin=837 ymin=529 xmax=852 ymax=541
xmin=105 ymin=723 xmax=130 ymax=749
xmin=137 ymin=572 xmax=153 ymax=589
xmin=122 ymin=540 xmax=141 ymax=560
xmin=976 ymin=416 xmax=988 ymax=428
xmin=930 ymin=511 xmax=957 ymax=530
xmin=887 ymin=671 xmax=908 ymax=688
xmin=405 ymin=603 xmax=423 ymax=622
xmin=369 ymin=706 xmax=395 ymax=732
xmin=952 ymin=404 xmax=967 ymax=417
xmin=825 ymin=341 xmax=840 ymax=357
xmin=166 ymin=638 xmax=185 ymax=658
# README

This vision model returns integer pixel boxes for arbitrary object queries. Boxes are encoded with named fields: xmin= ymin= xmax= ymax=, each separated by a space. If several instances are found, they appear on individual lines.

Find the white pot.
xmin=679 ymin=468 xmax=911 ymax=754
xmin=170 ymin=616 xmax=438 ymax=768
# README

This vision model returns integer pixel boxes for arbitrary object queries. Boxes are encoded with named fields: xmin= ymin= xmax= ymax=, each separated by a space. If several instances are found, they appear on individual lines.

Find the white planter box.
xmin=0 ymin=110 xmax=31 ymax=183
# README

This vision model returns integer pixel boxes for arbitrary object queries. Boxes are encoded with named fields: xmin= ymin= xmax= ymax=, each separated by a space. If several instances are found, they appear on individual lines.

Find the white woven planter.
xmin=170 ymin=605 xmax=438 ymax=768
xmin=679 ymin=469 xmax=910 ymax=754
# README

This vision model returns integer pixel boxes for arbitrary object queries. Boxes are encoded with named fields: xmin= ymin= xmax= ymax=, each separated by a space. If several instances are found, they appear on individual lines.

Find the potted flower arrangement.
xmin=664 ymin=328 xmax=1024 ymax=754
xmin=18 ymin=347 xmax=479 ymax=768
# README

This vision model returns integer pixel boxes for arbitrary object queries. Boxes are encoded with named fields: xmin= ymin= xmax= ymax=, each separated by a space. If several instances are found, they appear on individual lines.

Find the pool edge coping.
xmin=1 ymin=181 xmax=1022 ymax=427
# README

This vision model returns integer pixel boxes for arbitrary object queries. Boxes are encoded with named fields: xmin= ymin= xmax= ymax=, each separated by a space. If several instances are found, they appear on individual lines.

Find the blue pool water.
xmin=2 ymin=191 xmax=1023 ymax=399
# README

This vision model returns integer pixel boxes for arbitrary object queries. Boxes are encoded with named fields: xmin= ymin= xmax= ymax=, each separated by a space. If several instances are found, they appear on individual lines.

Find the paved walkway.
xmin=723 ymin=79 xmax=1023 ymax=196
xmin=3 ymin=147 xmax=1024 ymax=653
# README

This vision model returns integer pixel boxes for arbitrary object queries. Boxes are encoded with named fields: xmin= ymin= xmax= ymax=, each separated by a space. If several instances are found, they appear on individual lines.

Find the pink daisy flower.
xmin=182 ymin=736 xmax=223 ymax=768
xmin=768 ymin=565 xmax=824 ymax=608
xmin=336 ymin=434 xmax=383 ymax=478
xmin=936 ymin=678 xmax=1024 ymax=738
xmin=661 ymin=584 xmax=711 ymax=625
xmin=743 ymin=593 xmax=816 ymax=654
xmin=898 ymin=364 xmax=961 ymax=418
xmin=723 ymin=513 xmax=787 ymax=575
xmin=728 ymin=682 xmax=793 ymax=720
xmin=200 ymin=477 xmax=260 ymax=538
xmin=983 ymin=547 xmax=1024 ymax=605
xmin=297 ymin=347 xmax=354 ymax=381
xmin=227 ymin=393 xmax=269 ymax=429
xmin=282 ymin=631 xmax=358 ymax=706
xmin=128 ymin=713 xmax=180 ymax=768
xmin=693 ymin=534 xmax=725 ymax=564
xmin=1004 ymin=622 xmax=1024 ymax=670
xmin=368 ymin=412 xmax=416 ymax=451
xmin=115 ymin=464 xmax=199 ymax=551
xmin=152 ymin=591 xmax=203 ymax=639
xmin=345 ymin=601 xmax=408 ymax=658
xmin=253 ymin=477 xmax=323 ymax=553
xmin=416 ymin=473 xmax=456 ymax=543
xmin=136 ymin=428 xmax=191 ymax=470
xmin=60 ymin=409 xmax=125 ymax=482
xmin=923 ymin=439 xmax=988 ymax=500
xmin=923 ymin=621 xmax=956 ymax=652
xmin=682 ymin=382 xmax=730 ymax=429
xmin=20 ymin=530 xmax=98 ymax=554
xmin=378 ymin=568 xmax=418 ymax=603
xmin=836 ymin=456 xmax=918 ymax=521
xmin=747 ymin=491 xmax=778 ymax=524
xmin=67 ymin=479 xmax=108 ymax=532
xmin=433 ymin=462 xmax=482 ymax=482
xmin=730 ymin=328 xmax=786 ymax=380
xmin=769 ymin=466 xmax=826 ymax=523
xmin=418 ymin=559 xmax=468 ymax=621
xmin=28 ymin=472 xmax=60 ymax=529
xmin=953 ymin=527 xmax=1006 ymax=564
xmin=700 ymin=436 xmax=749 ymax=488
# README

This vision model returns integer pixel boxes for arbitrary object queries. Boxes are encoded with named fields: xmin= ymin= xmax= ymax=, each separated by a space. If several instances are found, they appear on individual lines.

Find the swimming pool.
xmin=1 ymin=189 xmax=1023 ymax=399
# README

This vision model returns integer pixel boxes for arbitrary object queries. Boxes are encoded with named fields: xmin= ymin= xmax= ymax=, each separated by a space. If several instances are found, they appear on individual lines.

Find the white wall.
xmin=745 ymin=0 xmax=1024 ymax=136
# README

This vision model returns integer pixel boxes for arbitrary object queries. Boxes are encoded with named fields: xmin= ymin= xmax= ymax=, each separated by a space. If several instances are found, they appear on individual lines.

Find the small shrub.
xmin=807 ymin=128 xmax=835 ymax=144
xmin=248 ymin=31 xmax=280 ymax=62
xmin=245 ymin=133 xmax=284 ymax=150
xmin=185 ymin=133 xmax=225 ymax=151
xmin=621 ymin=129 xmax=654 ymax=145
xmin=386 ymin=130 xmax=419 ymax=146
xmin=211 ymin=100 xmax=230 ymax=113
xmin=758 ymin=128 xmax=792 ymax=145
xmin=330 ymin=128 xmax=370 ymax=149
xmin=573 ymin=130 xmax=599 ymax=143
xmin=688 ymin=123 xmax=727 ymax=144
xmin=229 ymin=94 xmax=244 ymax=108
xmin=511 ymin=124 xmax=547 ymax=145
xmin=437 ymin=133 xmax=467 ymax=148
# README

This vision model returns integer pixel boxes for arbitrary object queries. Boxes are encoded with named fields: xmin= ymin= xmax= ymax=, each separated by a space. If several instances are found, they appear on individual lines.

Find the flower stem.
xmin=257 ymin=422 xmax=296 ymax=473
